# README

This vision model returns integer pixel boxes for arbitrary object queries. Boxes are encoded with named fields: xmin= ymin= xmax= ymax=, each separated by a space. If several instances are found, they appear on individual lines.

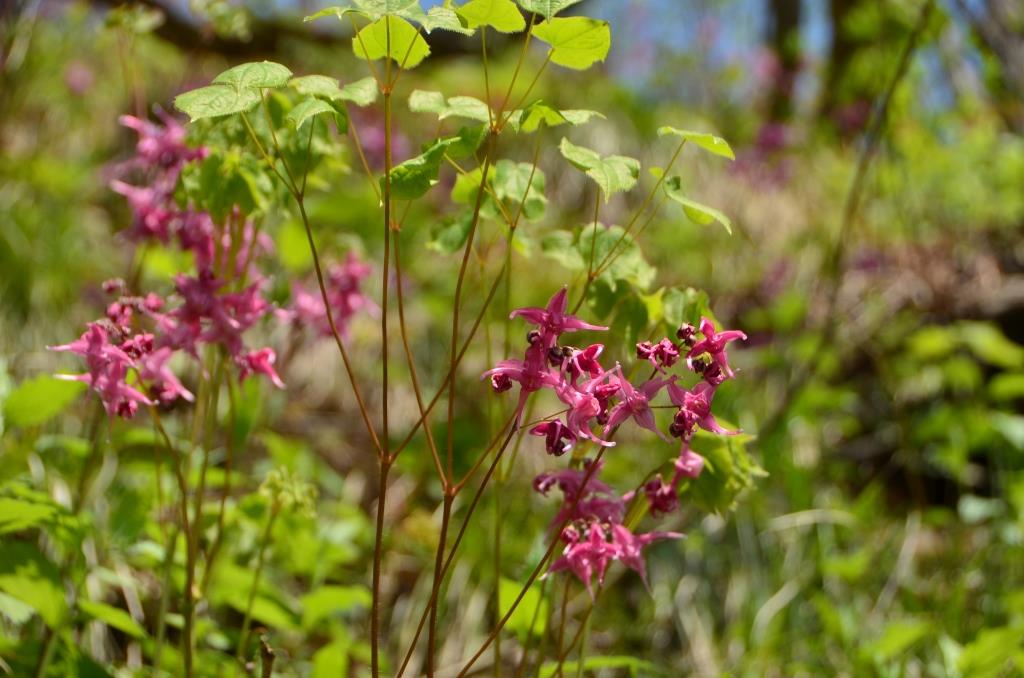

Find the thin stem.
xmin=236 ymin=503 xmax=280 ymax=664
xmin=393 ymin=235 xmax=446 ymax=481
xmin=201 ymin=372 xmax=239 ymax=594
xmin=396 ymin=418 xmax=519 ymax=678
xmin=455 ymin=449 xmax=610 ymax=677
xmin=426 ymin=495 xmax=454 ymax=676
xmin=496 ymin=14 xmax=537 ymax=124
xmin=482 ymin=27 xmax=494 ymax=129
xmin=447 ymin=134 xmax=497 ymax=475
xmin=370 ymin=460 xmax=391 ymax=678
xmin=554 ymin=578 xmax=571 ymax=674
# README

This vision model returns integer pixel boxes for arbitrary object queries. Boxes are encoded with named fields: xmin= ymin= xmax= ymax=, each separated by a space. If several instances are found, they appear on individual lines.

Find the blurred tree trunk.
xmin=765 ymin=0 xmax=802 ymax=121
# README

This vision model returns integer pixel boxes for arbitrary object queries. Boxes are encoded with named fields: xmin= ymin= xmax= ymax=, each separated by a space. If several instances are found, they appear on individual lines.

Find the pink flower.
xmin=137 ymin=347 xmax=194 ymax=403
xmin=603 ymin=373 xmax=673 ymax=439
xmin=529 ymin=420 xmax=577 ymax=456
xmin=643 ymin=475 xmax=679 ymax=516
xmin=687 ymin=317 xmax=746 ymax=379
xmin=609 ymin=524 xmax=682 ymax=585
xmin=280 ymin=253 xmax=373 ymax=338
xmin=636 ymin=338 xmax=681 ymax=370
xmin=667 ymin=381 xmax=735 ymax=438
xmin=239 ymin=348 xmax=285 ymax=389
xmin=549 ymin=523 xmax=620 ymax=595
xmin=673 ymin=446 xmax=705 ymax=479
xmin=509 ymin=287 xmax=607 ymax=348
xmin=482 ymin=343 xmax=560 ymax=419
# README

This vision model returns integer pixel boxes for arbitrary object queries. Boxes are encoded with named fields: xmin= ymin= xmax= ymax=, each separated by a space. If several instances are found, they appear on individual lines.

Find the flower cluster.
xmin=484 ymin=288 xmax=746 ymax=591
xmin=278 ymin=252 xmax=374 ymax=339
xmin=50 ymin=114 xmax=283 ymax=418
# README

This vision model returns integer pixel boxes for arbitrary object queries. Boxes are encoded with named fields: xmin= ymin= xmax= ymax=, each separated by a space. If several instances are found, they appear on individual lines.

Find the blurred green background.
xmin=3 ymin=0 xmax=1024 ymax=675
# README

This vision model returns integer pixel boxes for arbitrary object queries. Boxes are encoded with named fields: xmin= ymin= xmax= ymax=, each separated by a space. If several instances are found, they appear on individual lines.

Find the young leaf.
xmin=174 ymin=85 xmax=263 ymax=122
xmin=456 ymin=0 xmax=526 ymax=33
xmin=559 ymin=138 xmax=639 ymax=199
xmin=541 ymin=230 xmax=585 ymax=270
xmin=289 ymin=75 xmax=344 ymax=101
xmin=663 ymin=176 xmax=732 ymax=233
xmin=505 ymin=100 xmax=604 ymax=133
xmin=287 ymin=97 xmax=344 ymax=131
xmin=340 ymin=76 xmax=380 ymax=106
xmin=304 ymin=5 xmax=362 ymax=22
xmin=79 ymin=600 xmax=147 ymax=639
xmin=532 ymin=17 xmax=611 ymax=70
xmin=384 ymin=137 xmax=458 ymax=200
xmin=446 ymin=125 xmax=489 ymax=159
xmin=492 ymin=160 xmax=547 ymax=220
xmin=422 ymin=4 xmax=476 ymax=34
xmin=515 ymin=0 xmax=584 ymax=18
xmin=305 ymin=0 xmax=422 ymax=22
xmin=408 ymin=90 xmax=491 ymax=122
xmin=3 ymin=375 xmax=86 ymax=429
xmin=658 ymin=126 xmax=735 ymax=160
xmin=213 ymin=61 xmax=293 ymax=90
xmin=352 ymin=16 xmax=430 ymax=68
xmin=408 ymin=89 xmax=447 ymax=114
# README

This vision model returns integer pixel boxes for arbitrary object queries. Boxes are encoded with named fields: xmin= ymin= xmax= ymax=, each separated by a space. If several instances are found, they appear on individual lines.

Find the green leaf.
xmin=663 ymin=287 xmax=711 ymax=328
xmin=541 ymin=230 xmax=585 ymax=270
xmin=173 ymin=85 xmax=262 ymax=122
xmin=664 ymin=176 xmax=732 ymax=233
xmin=384 ymin=137 xmax=458 ymax=200
xmin=507 ymin=100 xmax=604 ymax=133
xmin=515 ymin=0 xmax=584 ymax=19
xmin=0 ymin=590 xmax=35 ymax=625
xmin=213 ymin=61 xmax=293 ymax=89
xmin=79 ymin=599 xmax=146 ymax=639
xmin=657 ymin=126 xmax=735 ymax=160
xmin=287 ymin=97 xmax=344 ymax=131
xmin=990 ymin=373 xmax=1024 ymax=401
xmin=304 ymin=0 xmax=422 ymax=22
xmin=312 ymin=637 xmax=351 ymax=678
xmin=499 ymin=577 xmax=548 ymax=640
xmin=959 ymin=322 xmax=1024 ymax=369
xmin=353 ymin=16 xmax=430 ymax=69
xmin=863 ymin=618 xmax=932 ymax=662
xmin=428 ymin=212 xmax=473 ymax=254
xmin=492 ymin=160 xmax=546 ymax=220
xmin=532 ymin=17 xmax=611 ymax=70
xmin=289 ymin=74 xmax=344 ymax=101
xmin=340 ymin=76 xmax=380 ymax=106
xmin=422 ymin=4 xmax=476 ymax=34
xmin=0 ymin=497 xmax=58 ymax=535
xmin=301 ymin=586 xmax=371 ymax=629
xmin=559 ymin=138 xmax=639 ymax=199
xmin=408 ymin=90 xmax=491 ymax=122
xmin=3 ymin=375 xmax=86 ymax=429
xmin=446 ymin=125 xmax=488 ymax=160
xmin=577 ymin=224 xmax=655 ymax=291
xmin=456 ymin=0 xmax=525 ymax=33
xmin=0 ymin=543 xmax=66 ymax=626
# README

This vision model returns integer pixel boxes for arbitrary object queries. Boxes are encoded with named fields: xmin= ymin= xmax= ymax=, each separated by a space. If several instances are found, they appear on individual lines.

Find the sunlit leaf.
xmin=559 ymin=138 xmax=639 ymax=199
xmin=352 ymin=16 xmax=430 ymax=69
xmin=3 ymin=375 xmax=86 ymax=429
xmin=384 ymin=137 xmax=458 ymax=200
xmin=340 ymin=76 xmax=380 ymax=106
xmin=532 ymin=17 xmax=611 ymax=70
xmin=213 ymin=61 xmax=293 ymax=90
xmin=0 ymin=543 xmax=66 ymax=626
xmin=456 ymin=0 xmax=525 ymax=33
xmin=301 ymin=586 xmax=371 ymax=629
xmin=80 ymin=600 xmax=146 ymax=639
xmin=173 ymin=85 xmax=262 ymax=122
xmin=658 ymin=126 xmax=735 ymax=160
xmin=515 ymin=0 xmax=584 ymax=19
xmin=664 ymin=176 xmax=732 ymax=233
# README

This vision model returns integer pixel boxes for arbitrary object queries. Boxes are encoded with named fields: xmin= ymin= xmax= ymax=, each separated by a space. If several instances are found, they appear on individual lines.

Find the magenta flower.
xmin=529 ymin=420 xmax=577 ymax=456
xmin=553 ymin=372 xmax=616 ymax=448
xmin=239 ymin=348 xmax=285 ymax=389
xmin=561 ymin=343 xmax=605 ymax=382
xmin=137 ymin=346 xmax=194 ymax=403
xmin=280 ymin=253 xmax=374 ymax=339
xmin=673 ymin=445 xmax=705 ymax=479
xmin=643 ymin=475 xmax=679 ymax=516
xmin=604 ymin=373 xmax=673 ymax=439
xmin=609 ymin=524 xmax=682 ymax=585
xmin=482 ymin=343 xmax=560 ymax=418
xmin=687 ymin=317 xmax=746 ymax=379
xmin=49 ymin=323 xmax=153 ymax=418
xmin=509 ymin=287 xmax=607 ymax=348
xmin=667 ymin=381 xmax=735 ymax=437
xmin=636 ymin=338 xmax=681 ymax=370
xmin=549 ymin=523 xmax=620 ymax=595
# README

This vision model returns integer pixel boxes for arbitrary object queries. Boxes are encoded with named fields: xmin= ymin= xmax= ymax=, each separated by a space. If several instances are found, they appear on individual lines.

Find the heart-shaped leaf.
xmin=658 ymin=126 xmax=735 ymax=160
xmin=559 ymin=138 xmax=639 ymax=199
xmin=532 ymin=17 xmax=610 ymax=70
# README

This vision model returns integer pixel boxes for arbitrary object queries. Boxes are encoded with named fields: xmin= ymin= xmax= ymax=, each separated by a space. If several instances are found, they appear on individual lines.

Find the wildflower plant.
xmin=27 ymin=1 xmax=764 ymax=675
